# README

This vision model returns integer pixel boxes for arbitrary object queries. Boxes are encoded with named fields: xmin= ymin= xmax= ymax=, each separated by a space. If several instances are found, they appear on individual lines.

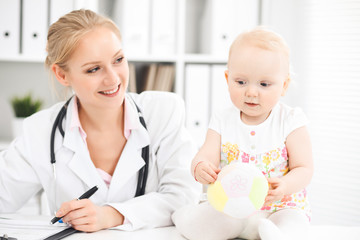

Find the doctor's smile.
xmin=98 ymin=84 xmax=121 ymax=96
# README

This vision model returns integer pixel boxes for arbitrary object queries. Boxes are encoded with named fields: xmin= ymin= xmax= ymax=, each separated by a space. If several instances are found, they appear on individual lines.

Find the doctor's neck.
xmin=77 ymin=101 xmax=125 ymax=132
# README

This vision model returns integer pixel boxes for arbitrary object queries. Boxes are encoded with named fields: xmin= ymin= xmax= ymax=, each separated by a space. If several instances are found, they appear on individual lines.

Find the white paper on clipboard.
xmin=0 ymin=214 xmax=67 ymax=240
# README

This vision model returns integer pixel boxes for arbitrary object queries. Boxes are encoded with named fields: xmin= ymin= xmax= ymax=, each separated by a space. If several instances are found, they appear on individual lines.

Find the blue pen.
xmin=50 ymin=185 xmax=99 ymax=224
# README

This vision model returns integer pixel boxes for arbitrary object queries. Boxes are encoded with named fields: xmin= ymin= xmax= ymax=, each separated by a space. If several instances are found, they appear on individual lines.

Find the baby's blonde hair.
xmin=45 ymin=9 xmax=121 ymax=71
xmin=228 ymin=26 xmax=290 ymax=72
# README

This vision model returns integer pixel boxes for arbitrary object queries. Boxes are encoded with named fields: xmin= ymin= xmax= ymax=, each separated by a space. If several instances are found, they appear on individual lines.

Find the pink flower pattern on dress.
xmin=241 ymin=152 xmax=249 ymax=163
xmin=281 ymin=146 xmax=287 ymax=159
xmin=221 ymin=142 xmax=311 ymax=219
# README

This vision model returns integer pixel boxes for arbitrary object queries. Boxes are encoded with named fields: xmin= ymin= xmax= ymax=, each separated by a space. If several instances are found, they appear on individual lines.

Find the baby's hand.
xmin=264 ymin=177 xmax=286 ymax=205
xmin=194 ymin=161 xmax=220 ymax=184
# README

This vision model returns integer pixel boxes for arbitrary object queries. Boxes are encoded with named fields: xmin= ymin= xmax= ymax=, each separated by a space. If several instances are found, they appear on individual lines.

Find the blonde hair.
xmin=45 ymin=9 xmax=121 ymax=71
xmin=228 ymin=26 xmax=290 ymax=72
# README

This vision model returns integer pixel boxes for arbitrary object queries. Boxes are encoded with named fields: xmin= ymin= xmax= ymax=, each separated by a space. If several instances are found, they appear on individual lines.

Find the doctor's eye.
xmin=114 ymin=56 xmax=124 ymax=64
xmin=87 ymin=66 xmax=100 ymax=73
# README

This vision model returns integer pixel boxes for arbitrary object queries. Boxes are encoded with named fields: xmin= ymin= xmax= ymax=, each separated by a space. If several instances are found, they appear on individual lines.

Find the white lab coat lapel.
xmin=59 ymin=98 xmax=108 ymax=202
xmin=65 ymin=130 xmax=109 ymax=201
xmin=54 ymin=95 xmax=150 ymax=202
xmin=108 ymin=95 xmax=150 ymax=200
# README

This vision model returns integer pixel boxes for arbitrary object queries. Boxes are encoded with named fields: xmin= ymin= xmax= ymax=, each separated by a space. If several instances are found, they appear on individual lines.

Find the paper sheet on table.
xmin=0 ymin=214 xmax=68 ymax=240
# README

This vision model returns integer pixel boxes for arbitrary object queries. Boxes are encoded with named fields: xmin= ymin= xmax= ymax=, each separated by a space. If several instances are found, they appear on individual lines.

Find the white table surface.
xmin=64 ymin=225 xmax=360 ymax=240
xmin=1 ymin=214 xmax=359 ymax=240
xmin=64 ymin=227 xmax=186 ymax=239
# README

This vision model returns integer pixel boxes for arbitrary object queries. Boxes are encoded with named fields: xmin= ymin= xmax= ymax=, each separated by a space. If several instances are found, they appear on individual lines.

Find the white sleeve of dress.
xmin=284 ymin=107 xmax=310 ymax=137
xmin=208 ymin=110 xmax=222 ymax=134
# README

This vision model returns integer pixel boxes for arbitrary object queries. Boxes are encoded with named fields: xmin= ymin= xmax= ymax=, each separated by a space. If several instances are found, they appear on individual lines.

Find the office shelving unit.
xmin=0 ymin=0 xmax=260 ymax=145
xmin=0 ymin=0 xmax=259 ymax=94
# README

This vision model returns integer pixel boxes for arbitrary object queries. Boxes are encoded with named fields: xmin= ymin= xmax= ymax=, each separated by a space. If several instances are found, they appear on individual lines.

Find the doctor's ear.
xmin=52 ymin=64 xmax=70 ymax=87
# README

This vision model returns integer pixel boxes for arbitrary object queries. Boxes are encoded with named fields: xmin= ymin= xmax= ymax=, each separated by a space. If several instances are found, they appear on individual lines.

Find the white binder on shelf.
xmin=0 ymin=0 xmax=21 ymax=58
xmin=113 ymin=0 xmax=150 ymax=56
xmin=150 ymin=0 xmax=177 ymax=55
xmin=50 ymin=0 xmax=74 ymax=25
xmin=185 ymin=64 xmax=210 ymax=148
xmin=74 ymin=0 xmax=98 ymax=12
xmin=210 ymin=64 xmax=232 ymax=115
xmin=200 ymin=0 xmax=259 ymax=56
xmin=22 ymin=0 xmax=48 ymax=57
xmin=232 ymin=0 xmax=259 ymax=35
xmin=200 ymin=0 xmax=232 ymax=57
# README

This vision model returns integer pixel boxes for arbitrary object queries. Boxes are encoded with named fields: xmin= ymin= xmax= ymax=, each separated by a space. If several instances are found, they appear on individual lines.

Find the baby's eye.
xmin=237 ymin=80 xmax=246 ymax=85
xmin=87 ymin=66 xmax=100 ymax=73
xmin=260 ymin=82 xmax=270 ymax=87
xmin=115 ymin=57 xmax=124 ymax=64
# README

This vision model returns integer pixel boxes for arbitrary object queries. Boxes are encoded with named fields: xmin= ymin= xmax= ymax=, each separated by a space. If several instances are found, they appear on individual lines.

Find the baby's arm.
xmin=265 ymin=126 xmax=313 ymax=205
xmin=191 ymin=129 xmax=221 ymax=184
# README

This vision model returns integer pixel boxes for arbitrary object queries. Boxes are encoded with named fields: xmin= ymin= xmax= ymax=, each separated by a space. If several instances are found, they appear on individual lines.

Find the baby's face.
xmin=225 ymin=45 xmax=289 ymax=125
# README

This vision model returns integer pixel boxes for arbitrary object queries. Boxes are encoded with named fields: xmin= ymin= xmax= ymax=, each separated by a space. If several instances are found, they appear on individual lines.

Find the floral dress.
xmin=209 ymin=102 xmax=311 ymax=220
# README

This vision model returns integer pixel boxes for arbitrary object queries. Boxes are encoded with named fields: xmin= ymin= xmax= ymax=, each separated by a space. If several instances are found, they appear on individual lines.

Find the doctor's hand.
xmin=194 ymin=161 xmax=220 ymax=184
xmin=56 ymin=199 xmax=124 ymax=232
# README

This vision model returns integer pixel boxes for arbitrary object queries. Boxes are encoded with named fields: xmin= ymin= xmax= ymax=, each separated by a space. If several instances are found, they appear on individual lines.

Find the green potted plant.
xmin=10 ymin=93 xmax=43 ymax=138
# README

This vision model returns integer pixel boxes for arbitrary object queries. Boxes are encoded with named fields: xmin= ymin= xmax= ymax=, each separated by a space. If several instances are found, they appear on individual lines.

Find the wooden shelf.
xmin=0 ymin=55 xmax=46 ymax=63
xmin=127 ymin=55 xmax=178 ymax=63
xmin=184 ymin=54 xmax=227 ymax=64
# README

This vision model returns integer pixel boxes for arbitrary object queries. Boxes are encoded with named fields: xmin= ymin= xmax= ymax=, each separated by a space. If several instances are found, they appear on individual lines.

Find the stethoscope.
xmin=50 ymin=96 xmax=149 ymax=198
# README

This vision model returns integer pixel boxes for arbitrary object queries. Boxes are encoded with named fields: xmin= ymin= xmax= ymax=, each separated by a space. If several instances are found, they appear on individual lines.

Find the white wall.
xmin=0 ymin=62 xmax=62 ymax=140
xmin=0 ymin=62 xmax=56 ymax=107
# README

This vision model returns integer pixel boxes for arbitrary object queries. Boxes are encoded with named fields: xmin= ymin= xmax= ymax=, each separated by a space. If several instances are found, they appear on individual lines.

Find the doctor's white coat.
xmin=0 ymin=91 xmax=201 ymax=230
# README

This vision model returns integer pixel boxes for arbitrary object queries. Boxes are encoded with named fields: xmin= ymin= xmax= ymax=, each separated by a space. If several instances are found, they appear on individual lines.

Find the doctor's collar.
xmin=68 ymin=95 xmax=140 ymax=141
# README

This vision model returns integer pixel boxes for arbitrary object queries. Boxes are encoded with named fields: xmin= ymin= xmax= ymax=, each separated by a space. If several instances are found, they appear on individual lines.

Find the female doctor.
xmin=0 ymin=9 xmax=200 ymax=232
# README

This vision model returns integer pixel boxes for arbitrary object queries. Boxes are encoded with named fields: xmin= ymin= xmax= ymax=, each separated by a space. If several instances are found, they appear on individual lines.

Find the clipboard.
xmin=43 ymin=227 xmax=79 ymax=240
xmin=0 ymin=234 xmax=17 ymax=240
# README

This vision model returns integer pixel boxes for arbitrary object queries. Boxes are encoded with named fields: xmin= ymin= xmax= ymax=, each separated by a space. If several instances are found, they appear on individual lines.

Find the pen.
xmin=50 ymin=185 xmax=99 ymax=225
